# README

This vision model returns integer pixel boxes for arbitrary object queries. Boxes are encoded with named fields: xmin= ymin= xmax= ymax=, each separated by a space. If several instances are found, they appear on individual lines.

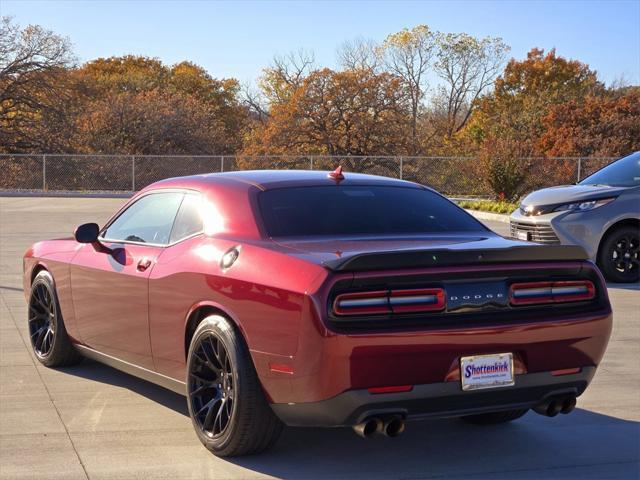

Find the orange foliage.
xmin=243 ymin=68 xmax=411 ymax=156
xmin=540 ymin=88 xmax=640 ymax=157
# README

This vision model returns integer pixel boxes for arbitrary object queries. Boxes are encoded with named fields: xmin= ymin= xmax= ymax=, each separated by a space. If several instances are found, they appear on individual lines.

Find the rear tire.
xmin=186 ymin=315 xmax=283 ymax=457
xmin=28 ymin=270 xmax=82 ymax=367
xmin=597 ymin=225 xmax=640 ymax=283
xmin=461 ymin=409 xmax=528 ymax=425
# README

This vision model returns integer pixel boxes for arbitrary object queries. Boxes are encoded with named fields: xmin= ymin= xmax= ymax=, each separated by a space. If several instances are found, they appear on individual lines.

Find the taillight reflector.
xmin=368 ymin=385 xmax=413 ymax=394
xmin=551 ymin=367 xmax=581 ymax=376
xmin=333 ymin=288 xmax=445 ymax=316
xmin=510 ymin=280 xmax=595 ymax=305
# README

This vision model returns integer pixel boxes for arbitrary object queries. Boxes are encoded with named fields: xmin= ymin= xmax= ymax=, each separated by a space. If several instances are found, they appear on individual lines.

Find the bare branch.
xmin=337 ymin=37 xmax=379 ymax=71
xmin=433 ymin=32 xmax=510 ymax=137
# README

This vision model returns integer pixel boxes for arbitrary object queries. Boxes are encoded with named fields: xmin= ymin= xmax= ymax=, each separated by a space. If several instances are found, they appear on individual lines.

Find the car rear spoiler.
xmin=322 ymin=245 xmax=589 ymax=272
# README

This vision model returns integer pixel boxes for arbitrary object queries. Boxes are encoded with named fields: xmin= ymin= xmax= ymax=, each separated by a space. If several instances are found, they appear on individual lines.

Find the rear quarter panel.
xmin=148 ymin=235 xmax=328 ymax=382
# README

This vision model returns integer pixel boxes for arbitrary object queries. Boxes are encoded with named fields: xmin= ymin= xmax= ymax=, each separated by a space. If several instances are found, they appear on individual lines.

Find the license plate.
xmin=515 ymin=230 xmax=528 ymax=241
xmin=460 ymin=353 xmax=514 ymax=391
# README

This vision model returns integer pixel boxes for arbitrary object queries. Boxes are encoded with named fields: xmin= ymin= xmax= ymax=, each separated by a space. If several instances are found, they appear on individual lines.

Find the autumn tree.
xmin=540 ymin=87 xmax=640 ymax=158
xmin=433 ymin=33 xmax=509 ymax=139
xmin=70 ymin=56 xmax=247 ymax=154
xmin=77 ymin=55 xmax=167 ymax=95
xmin=258 ymin=49 xmax=315 ymax=106
xmin=74 ymin=89 xmax=234 ymax=154
xmin=168 ymin=61 xmax=246 ymax=151
xmin=243 ymin=68 xmax=411 ymax=156
xmin=460 ymin=48 xmax=605 ymax=198
xmin=379 ymin=25 xmax=436 ymax=154
xmin=464 ymin=48 xmax=602 ymax=152
xmin=0 ymin=17 xmax=75 ymax=152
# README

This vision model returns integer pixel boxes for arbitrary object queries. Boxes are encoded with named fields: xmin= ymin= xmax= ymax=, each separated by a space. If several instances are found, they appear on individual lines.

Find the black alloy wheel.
xmin=610 ymin=234 xmax=639 ymax=277
xmin=186 ymin=315 xmax=283 ymax=456
xmin=599 ymin=226 xmax=640 ymax=283
xmin=188 ymin=332 xmax=235 ymax=438
xmin=29 ymin=281 xmax=57 ymax=358
xmin=28 ymin=270 xmax=82 ymax=367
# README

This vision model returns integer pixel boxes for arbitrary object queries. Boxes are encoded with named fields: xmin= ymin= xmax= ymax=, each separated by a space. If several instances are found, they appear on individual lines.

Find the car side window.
xmin=169 ymin=193 xmax=204 ymax=243
xmin=102 ymin=192 xmax=184 ymax=245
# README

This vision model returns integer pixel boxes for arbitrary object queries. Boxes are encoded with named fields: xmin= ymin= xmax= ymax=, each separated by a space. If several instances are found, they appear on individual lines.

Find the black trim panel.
xmin=75 ymin=345 xmax=186 ymax=395
xmin=323 ymin=245 xmax=589 ymax=272
xmin=325 ymin=264 xmax=609 ymax=332
xmin=271 ymin=367 xmax=596 ymax=427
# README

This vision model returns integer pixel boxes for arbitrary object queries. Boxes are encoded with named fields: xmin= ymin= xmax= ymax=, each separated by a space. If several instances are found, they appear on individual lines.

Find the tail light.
xmin=333 ymin=290 xmax=389 ymax=316
xmin=510 ymin=280 xmax=595 ymax=305
xmin=333 ymin=288 xmax=445 ymax=316
xmin=389 ymin=288 xmax=445 ymax=313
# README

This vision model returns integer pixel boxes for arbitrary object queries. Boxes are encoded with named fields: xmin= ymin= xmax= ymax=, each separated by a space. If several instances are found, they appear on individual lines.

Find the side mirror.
xmin=74 ymin=223 xmax=100 ymax=243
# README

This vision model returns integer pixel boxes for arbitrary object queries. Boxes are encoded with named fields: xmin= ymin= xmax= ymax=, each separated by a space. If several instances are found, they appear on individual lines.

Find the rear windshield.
xmin=258 ymin=186 xmax=487 ymax=237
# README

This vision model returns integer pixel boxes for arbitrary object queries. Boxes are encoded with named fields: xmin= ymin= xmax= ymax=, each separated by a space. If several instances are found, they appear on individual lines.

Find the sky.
xmin=2 ymin=0 xmax=639 ymax=86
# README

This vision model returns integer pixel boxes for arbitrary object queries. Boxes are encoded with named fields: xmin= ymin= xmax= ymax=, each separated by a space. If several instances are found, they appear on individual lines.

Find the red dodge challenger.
xmin=23 ymin=169 xmax=612 ymax=456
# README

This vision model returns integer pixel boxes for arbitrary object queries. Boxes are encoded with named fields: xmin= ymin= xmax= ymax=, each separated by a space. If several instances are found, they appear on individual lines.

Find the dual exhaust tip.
xmin=353 ymin=415 xmax=405 ymax=439
xmin=354 ymin=394 xmax=576 ymax=437
xmin=534 ymin=395 xmax=577 ymax=417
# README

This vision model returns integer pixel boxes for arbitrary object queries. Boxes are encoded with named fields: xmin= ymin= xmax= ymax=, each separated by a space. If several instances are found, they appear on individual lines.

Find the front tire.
xmin=28 ymin=270 xmax=82 ymax=367
xmin=598 ymin=225 xmax=640 ymax=283
xmin=461 ymin=409 xmax=529 ymax=425
xmin=186 ymin=315 xmax=283 ymax=457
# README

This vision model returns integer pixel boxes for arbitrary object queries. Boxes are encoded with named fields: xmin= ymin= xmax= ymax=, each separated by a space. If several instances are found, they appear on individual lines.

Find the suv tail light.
xmin=333 ymin=288 xmax=445 ymax=316
xmin=510 ymin=280 xmax=595 ymax=305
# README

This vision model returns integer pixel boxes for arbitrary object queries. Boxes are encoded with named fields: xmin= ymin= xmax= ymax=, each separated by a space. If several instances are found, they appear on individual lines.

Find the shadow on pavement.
xmin=606 ymin=282 xmax=640 ymax=291
xmin=60 ymin=360 xmax=639 ymax=479
xmin=58 ymin=359 xmax=189 ymax=415
xmin=233 ymin=410 xmax=640 ymax=479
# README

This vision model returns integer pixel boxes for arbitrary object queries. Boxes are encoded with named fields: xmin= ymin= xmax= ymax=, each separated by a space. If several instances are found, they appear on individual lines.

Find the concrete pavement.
xmin=1 ymin=197 xmax=639 ymax=479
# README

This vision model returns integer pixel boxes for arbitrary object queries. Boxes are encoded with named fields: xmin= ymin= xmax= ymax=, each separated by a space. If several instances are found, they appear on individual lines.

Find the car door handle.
xmin=137 ymin=258 xmax=152 ymax=271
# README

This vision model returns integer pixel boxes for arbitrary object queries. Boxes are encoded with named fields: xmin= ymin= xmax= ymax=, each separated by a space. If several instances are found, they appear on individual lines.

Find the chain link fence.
xmin=0 ymin=154 xmax=615 ymax=198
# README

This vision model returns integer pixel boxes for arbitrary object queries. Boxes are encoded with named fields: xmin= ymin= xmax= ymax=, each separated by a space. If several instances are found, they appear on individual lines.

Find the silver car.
xmin=510 ymin=152 xmax=640 ymax=283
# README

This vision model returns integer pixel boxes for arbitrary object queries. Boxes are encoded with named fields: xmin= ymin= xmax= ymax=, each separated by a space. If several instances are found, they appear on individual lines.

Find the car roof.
xmin=147 ymin=169 xmax=421 ymax=193
xmin=134 ymin=170 xmax=427 ymax=240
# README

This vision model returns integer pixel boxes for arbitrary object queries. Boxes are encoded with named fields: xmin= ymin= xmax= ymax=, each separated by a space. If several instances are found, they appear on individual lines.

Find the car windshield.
xmin=258 ymin=185 xmax=487 ymax=237
xmin=579 ymin=152 xmax=640 ymax=187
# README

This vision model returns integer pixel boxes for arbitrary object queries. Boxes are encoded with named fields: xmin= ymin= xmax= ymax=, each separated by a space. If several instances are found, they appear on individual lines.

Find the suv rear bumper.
xmin=271 ymin=367 xmax=595 ymax=427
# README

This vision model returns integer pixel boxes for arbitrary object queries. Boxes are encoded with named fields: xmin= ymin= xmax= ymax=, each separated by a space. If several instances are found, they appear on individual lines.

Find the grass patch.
xmin=457 ymin=199 xmax=518 ymax=215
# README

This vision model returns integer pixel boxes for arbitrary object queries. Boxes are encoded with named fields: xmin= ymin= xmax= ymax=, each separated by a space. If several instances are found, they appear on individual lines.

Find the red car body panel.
xmin=71 ymin=242 xmax=160 ymax=370
xmin=23 ymin=170 xmax=613 ymax=426
xmin=147 ymin=234 xmax=325 ymax=380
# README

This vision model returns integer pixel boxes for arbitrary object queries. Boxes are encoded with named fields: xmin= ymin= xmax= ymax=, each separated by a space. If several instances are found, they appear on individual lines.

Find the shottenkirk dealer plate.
xmin=460 ymin=353 xmax=514 ymax=391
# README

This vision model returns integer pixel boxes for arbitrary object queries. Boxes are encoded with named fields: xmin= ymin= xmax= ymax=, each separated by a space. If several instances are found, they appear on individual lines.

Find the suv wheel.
xmin=598 ymin=225 xmax=640 ymax=283
xmin=186 ymin=315 xmax=283 ymax=457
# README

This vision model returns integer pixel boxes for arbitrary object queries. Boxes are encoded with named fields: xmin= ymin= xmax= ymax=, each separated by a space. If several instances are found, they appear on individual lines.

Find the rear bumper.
xmin=271 ymin=367 xmax=596 ymax=427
